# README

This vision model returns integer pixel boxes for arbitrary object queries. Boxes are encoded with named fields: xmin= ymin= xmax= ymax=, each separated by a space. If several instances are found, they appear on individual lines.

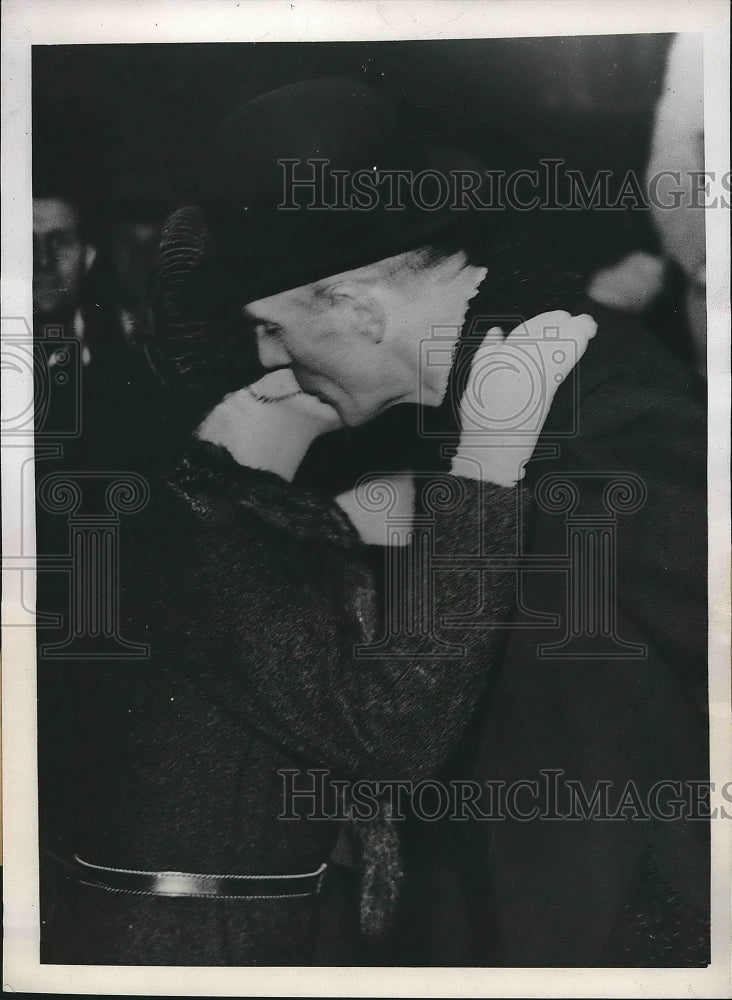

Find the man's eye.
xmin=51 ymin=231 xmax=75 ymax=248
xmin=327 ymin=288 xmax=348 ymax=306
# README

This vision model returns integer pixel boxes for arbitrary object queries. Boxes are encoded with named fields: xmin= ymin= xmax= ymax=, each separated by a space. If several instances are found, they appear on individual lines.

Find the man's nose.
xmin=35 ymin=238 xmax=56 ymax=272
xmin=256 ymin=327 xmax=291 ymax=370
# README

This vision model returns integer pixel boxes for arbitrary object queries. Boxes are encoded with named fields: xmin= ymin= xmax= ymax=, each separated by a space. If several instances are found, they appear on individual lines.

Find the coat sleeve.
xmin=131 ymin=475 xmax=523 ymax=780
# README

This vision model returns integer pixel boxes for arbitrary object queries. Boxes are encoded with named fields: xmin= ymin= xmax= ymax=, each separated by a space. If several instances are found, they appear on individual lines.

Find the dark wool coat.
xmin=38 ymin=441 xmax=520 ymax=966
xmin=395 ymin=303 xmax=709 ymax=968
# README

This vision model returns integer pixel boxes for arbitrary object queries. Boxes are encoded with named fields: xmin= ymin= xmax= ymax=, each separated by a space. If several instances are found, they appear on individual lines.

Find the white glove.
xmin=197 ymin=369 xmax=342 ymax=480
xmin=451 ymin=311 xmax=598 ymax=486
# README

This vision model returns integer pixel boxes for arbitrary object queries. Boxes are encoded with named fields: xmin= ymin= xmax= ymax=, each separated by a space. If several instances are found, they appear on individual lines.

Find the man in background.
xmin=32 ymin=166 xmax=96 ymax=475
xmin=33 ymin=192 xmax=95 ymax=351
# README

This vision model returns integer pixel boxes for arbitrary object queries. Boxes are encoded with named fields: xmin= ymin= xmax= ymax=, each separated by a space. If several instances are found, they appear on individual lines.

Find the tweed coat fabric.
xmin=38 ymin=440 xmax=521 ymax=965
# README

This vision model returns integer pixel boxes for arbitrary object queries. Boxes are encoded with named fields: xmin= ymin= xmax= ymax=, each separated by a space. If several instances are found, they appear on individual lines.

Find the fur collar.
xmin=167 ymin=439 xmax=362 ymax=550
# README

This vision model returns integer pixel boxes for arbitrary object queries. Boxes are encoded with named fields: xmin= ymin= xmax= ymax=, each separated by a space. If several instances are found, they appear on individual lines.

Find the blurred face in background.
xmin=33 ymin=197 xmax=90 ymax=317
xmin=109 ymin=220 xmax=162 ymax=310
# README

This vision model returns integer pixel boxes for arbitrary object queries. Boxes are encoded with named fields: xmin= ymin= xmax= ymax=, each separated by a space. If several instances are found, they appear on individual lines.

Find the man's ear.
xmin=322 ymin=281 xmax=385 ymax=344
xmin=84 ymin=245 xmax=97 ymax=273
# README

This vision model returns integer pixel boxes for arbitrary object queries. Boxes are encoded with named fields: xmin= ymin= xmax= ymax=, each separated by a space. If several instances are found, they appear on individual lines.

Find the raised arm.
xmin=131 ymin=313 xmax=596 ymax=780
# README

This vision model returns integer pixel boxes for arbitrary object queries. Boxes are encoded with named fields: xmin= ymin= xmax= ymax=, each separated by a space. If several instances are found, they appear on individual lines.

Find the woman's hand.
xmin=197 ymin=370 xmax=342 ymax=480
xmin=451 ymin=311 xmax=597 ymax=486
xmin=251 ymin=370 xmax=342 ymax=433
xmin=336 ymin=473 xmax=416 ymax=547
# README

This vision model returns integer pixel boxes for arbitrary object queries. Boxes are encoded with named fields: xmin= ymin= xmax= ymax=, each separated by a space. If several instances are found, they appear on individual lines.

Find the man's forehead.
xmin=243 ymin=283 xmax=314 ymax=322
xmin=33 ymin=197 xmax=80 ymax=233
xmin=243 ymin=261 xmax=370 ymax=321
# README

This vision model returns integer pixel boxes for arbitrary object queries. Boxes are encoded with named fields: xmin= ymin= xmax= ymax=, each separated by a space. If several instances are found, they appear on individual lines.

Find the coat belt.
xmin=53 ymin=851 xmax=328 ymax=900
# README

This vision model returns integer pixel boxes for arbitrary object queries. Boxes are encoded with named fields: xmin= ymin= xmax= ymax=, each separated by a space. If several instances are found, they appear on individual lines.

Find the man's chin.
xmin=299 ymin=386 xmax=350 ymax=424
xmin=342 ymin=399 xmax=395 ymax=429
xmin=295 ymin=382 xmax=385 ymax=428
xmin=331 ymin=402 xmax=367 ymax=429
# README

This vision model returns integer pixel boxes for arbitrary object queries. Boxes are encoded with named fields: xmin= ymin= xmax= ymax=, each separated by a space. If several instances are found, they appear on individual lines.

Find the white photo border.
xmin=2 ymin=1 xmax=730 ymax=995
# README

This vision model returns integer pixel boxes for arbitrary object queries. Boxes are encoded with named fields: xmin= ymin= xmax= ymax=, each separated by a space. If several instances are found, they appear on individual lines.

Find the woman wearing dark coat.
xmin=37 ymin=75 xmax=597 ymax=967
xmin=37 ymin=263 xmax=594 ymax=969
xmin=37 ymin=377 xmax=539 ymax=964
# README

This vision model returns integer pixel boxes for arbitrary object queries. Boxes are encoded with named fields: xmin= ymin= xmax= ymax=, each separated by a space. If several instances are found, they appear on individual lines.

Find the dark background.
xmin=33 ymin=34 xmax=672 ymax=270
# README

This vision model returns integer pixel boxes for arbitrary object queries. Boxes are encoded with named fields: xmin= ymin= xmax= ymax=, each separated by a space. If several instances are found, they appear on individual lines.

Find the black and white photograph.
xmin=2 ymin=1 xmax=730 ymax=995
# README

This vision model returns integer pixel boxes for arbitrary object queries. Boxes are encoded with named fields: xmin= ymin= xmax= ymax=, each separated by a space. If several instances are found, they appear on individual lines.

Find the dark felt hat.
xmin=145 ymin=77 xmax=477 ymax=410
xmin=195 ymin=76 xmax=465 ymax=304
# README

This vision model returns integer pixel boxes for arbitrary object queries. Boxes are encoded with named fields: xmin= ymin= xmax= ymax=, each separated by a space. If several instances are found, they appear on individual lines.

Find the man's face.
xmin=33 ymin=198 xmax=86 ymax=316
xmin=244 ymin=284 xmax=410 ymax=427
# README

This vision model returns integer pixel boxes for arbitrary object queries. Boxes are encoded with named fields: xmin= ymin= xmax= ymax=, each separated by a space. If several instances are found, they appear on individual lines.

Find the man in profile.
xmin=37 ymin=75 xmax=708 ymax=968
xmin=182 ymin=76 xmax=710 ymax=967
xmin=37 ymin=76 xmax=594 ymax=966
